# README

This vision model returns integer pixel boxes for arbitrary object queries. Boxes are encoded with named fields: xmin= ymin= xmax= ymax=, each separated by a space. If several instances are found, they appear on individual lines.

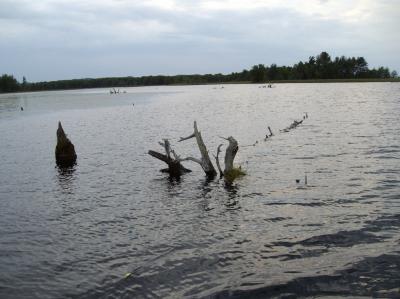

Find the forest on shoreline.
xmin=1 ymin=52 xmax=398 ymax=93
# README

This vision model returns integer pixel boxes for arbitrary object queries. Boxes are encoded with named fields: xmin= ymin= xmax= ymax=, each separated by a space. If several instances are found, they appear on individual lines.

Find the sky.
xmin=0 ymin=0 xmax=399 ymax=82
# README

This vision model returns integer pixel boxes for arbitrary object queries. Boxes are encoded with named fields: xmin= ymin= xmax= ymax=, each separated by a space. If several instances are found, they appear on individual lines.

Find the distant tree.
xmin=267 ymin=64 xmax=279 ymax=80
xmin=391 ymin=70 xmax=398 ymax=78
xmin=315 ymin=51 xmax=332 ymax=78
xmin=0 ymin=74 xmax=20 ymax=93
xmin=377 ymin=67 xmax=390 ymax=78
xmin=292 ymin=62 xmax=307 ymax=79
xmin=250 ymin=64 xmax=266 ymax=83
xmin=21 ymin=76 xmax=28 ymax=91
xmin=354 ymin=57 xmax=368 ymax=78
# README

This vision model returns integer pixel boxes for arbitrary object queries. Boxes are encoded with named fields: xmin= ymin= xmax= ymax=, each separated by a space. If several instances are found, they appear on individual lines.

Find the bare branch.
xmin=170 ymin=149 xmax=180 ymax=161
xmin=149 ymin=140 xmax=191 ymax=176
xmin=163 ymin=139 xmax=171 ymax=159
xmin=178 ymin=133 xmax=195 ymax=142
xmin=148 ymin=150 xmax=170 ymax=164
xmin=214 ymin=144 xmax=224 ymax=177
xmin=178 ymin=121 xmax=216 ymax=177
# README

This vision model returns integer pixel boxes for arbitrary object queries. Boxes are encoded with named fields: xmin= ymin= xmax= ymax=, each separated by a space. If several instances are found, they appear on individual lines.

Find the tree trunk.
xmin=148 ymin=139 xmax=191 ymax=177
xmin=179 ymin=121 xmax=217 ymax=178
xmin=214 ymin=144 xmax=224 ymax=177
xmin=55 ymin=122 xmax=77 ymax=167
xmin=223 ymin=137 xmax=238 ymax=174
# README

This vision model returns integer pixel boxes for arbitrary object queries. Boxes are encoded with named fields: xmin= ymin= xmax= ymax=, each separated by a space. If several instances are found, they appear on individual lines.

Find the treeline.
xmin=249 ymin=52 xmax=397 ymax=82
xmin=1 ymin=52 xmax=398 ymax=93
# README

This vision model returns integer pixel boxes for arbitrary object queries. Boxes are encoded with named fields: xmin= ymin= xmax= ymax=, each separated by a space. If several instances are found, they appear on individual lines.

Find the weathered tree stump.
xmin=149 ymin=122 xmax=243 ymax=182
xmin=214 ymin=136 xmax=245 ymax=183
xmin=179 ymin=121 xmax=217 ymax=178
xmin=55 ymin=122 xmax=77 ymax=167
xmin=148 ymin=139 xmax=191 ymax=177
xmin=223 ymin=137 xmax=239 ymax=175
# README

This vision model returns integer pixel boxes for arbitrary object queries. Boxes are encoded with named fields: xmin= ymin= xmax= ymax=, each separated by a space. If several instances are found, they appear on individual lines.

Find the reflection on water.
xmin=0 ymin=83 xmax=399 ymax=299
xmin=223 ymin=182 xmax=241 ymax=209
xmin=57 ymin=165 xmax=77 ymax=193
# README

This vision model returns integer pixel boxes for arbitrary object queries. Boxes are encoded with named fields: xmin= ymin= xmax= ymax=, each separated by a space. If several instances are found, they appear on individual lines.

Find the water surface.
xmin=0 ymin=83 xmax=399 ymax=298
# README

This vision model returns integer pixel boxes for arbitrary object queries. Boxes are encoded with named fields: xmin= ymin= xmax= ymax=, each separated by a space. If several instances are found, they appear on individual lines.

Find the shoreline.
xmin=1 ymin=78 xmax=399 ymax=95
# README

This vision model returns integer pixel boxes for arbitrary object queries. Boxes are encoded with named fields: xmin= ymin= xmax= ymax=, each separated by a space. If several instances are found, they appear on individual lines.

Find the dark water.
xmin=0 ymin=83 xmax=399 ymax=299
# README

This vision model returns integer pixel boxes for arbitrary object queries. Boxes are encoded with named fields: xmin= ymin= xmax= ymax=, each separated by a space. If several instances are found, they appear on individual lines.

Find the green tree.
xmin=250 ymin=64 xmax=266 ymax=83
xmin=0 ymin=74 xmax=20 ymax=93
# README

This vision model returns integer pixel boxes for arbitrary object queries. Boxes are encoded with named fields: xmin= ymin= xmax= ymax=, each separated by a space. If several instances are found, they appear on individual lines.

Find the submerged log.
xmin=55 ymin=122 xmax=77 ymax=167
xmin=280 ymin=118 xmax=304 ymax=132
xmin=179 ymin=121 xmax=217 ymax=178
xmin=148 ymin=139 xmax=191 ymax=177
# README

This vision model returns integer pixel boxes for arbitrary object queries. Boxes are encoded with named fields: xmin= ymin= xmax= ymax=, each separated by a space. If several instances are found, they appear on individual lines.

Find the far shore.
xmin=0 ymin=78 xmax=399 ymax=95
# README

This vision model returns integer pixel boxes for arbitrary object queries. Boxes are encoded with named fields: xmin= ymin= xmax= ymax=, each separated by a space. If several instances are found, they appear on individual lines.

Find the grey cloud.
xmin=0 ymin=0 xmax=398 ymax=81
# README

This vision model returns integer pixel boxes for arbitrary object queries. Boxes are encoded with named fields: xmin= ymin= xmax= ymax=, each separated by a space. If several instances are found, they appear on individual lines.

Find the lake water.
xmin=0 ymin=83 xmax=399 ymax=298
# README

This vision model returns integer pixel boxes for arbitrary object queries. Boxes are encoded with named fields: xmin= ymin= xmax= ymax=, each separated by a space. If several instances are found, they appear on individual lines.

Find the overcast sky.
xmin=1 ymin=0 xmax=399 ymax=82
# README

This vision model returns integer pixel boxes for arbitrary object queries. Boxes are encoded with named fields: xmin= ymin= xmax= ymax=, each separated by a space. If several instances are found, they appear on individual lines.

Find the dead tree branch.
xmin=148 ymin=139 xmax=191 ymax=177
xmin=213 ymin=144 xmax=224 ymax=177
xmin=224 ymin=137 xmax=239 ymax=174
xmin=179 ymin=121 xmax=217 ymax=178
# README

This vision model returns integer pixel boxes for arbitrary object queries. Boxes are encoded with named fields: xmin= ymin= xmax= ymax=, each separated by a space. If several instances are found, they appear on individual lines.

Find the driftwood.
xmin=223 ymin=137 xmax=238 ymax=174
xmin=179 ymin=121 xmax=217 ymax=178
xmin=268 ymin=126 xmax=274 ymax=136
xmin=281 ymin=119 xmax=304 ymax=133
xmin=214 ymin=144 xmax=224 ymax=177
xmin=55 ymin=122 xmax=77 ymax=167
xmin=149 ymin=121 xmax=242 ymax=182
xmin=148 ymin=139 xmax=191 ymax=177
xmin=221 ymin=136 xmax=244 ymax=183
xmin=214 ymin=136 xmax=244 ymax=183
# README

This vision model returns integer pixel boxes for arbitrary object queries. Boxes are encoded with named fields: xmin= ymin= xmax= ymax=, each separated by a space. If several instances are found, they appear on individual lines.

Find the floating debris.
xmin=280 ymin=115 xmax=306 ymax=133
xmin=268 ymin=126 xmax=274 ymax=136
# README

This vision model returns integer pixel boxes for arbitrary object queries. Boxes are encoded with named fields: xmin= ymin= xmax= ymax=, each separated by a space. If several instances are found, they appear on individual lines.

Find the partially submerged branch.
xmin=149 ymin=122 xmax=243 ymax=182
xmin=179 ymin=133 xmax=195 ymax=142
xmin=224 ymin=137 xmax=238 ymax=174
xmin=148 ymin=139 xmax=191 ymax=177
xmin=222 ymin=136 xmax=245 ymax=183
xmin=179 ymin=121 xmax=217 ymax=178
xmin=214 ymin=144 xmax=224 ymax=177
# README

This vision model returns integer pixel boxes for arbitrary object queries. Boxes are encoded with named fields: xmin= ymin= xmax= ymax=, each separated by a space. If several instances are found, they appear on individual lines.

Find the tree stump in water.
xmin=218 ymin=136 xmax=245 ymax=183
xmin=149 ymin=122 xmax=243 ymax=182
xmin=148 ymin=139 xmax=191 ymax=177
xmin=179 ymin=121 xmax=217 ymax=178
xmin=55 ymin=122 xmax=77 ymax=167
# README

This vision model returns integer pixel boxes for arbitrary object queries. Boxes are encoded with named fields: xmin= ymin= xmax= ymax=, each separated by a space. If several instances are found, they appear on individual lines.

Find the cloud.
xmin=0 ymin=0 xmax=399 ymax=81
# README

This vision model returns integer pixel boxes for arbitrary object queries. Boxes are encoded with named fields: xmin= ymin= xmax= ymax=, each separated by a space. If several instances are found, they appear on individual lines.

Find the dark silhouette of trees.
xmin=0 ymin=74 xmax=19 ymax=93
xmin=250 ymin=64 xmax=267 ymax=83
xmin=0 ymin=52 xmax=397 ymax=93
